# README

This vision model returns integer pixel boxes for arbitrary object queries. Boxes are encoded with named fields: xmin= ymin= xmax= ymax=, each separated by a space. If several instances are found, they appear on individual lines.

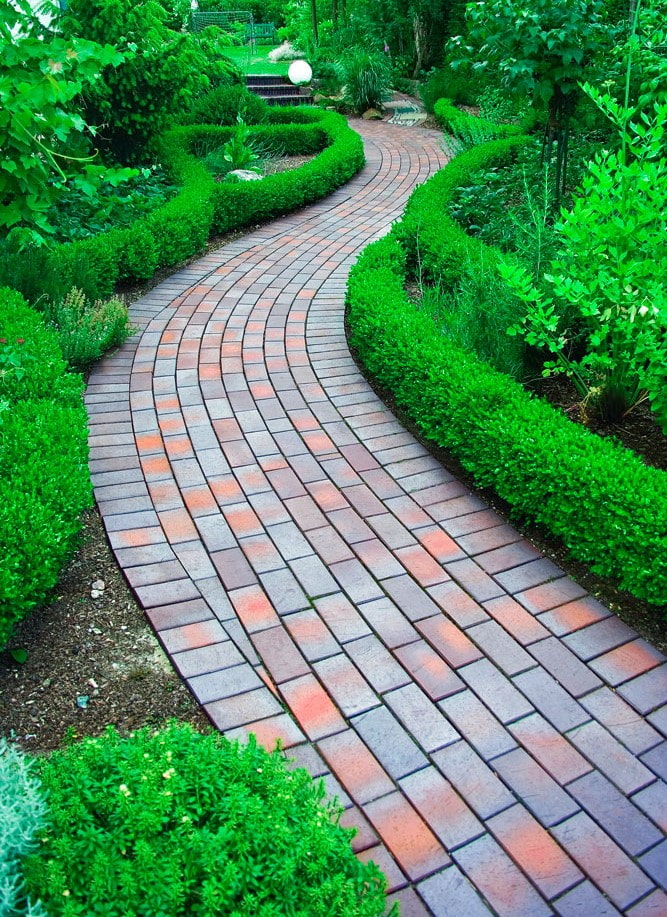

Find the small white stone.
xmin=90 ymin=589 xmax=102 ymax=599
xmin=92 ymin=579 xmax=105 ymax=591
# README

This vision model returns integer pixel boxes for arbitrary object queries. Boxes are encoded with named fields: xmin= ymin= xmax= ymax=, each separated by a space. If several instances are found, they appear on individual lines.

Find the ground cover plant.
xmin=18 ymin=724 xmax=390 ymax=917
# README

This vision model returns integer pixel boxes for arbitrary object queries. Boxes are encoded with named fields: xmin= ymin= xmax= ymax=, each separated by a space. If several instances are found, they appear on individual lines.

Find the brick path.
xmin=86 ymin=120 xmax=667 ymax=916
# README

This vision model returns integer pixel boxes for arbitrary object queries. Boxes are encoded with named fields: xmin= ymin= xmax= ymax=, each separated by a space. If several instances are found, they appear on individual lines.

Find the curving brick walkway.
xmin=86 ymin=120 xmax=667 ymax=916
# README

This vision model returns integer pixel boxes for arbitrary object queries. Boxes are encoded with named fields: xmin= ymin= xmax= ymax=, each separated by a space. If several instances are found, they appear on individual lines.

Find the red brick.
xmin=395 ymin=544 xmax=449 ymax=586
xmin=515 ymin=577 xmax=588 ymax=613
xmin=358 ymin=596 xmax=419 ymax=648
xmin=352 ymin=538 xmax=404 ymax=579
xmin=395 ymin=640 xmax=465 ymax=701
xmin=428 ymin=580 xmax=489 ymax=628
xmin=552 ymin=812 xmax=654 ymax=910
xmin=228 ymin=584 xmax=280 ymax=633
xmin=385 ymin=683 xmax=459 ymax=752
xmin=225 ymin=713 xmax=305 ymax=753
xmin=457 ymin=523 xmax=523 ymax=556
xmin=205 ymin=687 xmax=283 ymax=730
xmin=475 ymin=539 xmax=542 ymax=575
xmin=566 ymin=720 xmax=655 ymax=794
xmin=528 ymin=637 xmax=603 ymax=696
xmin=453 ymin=833 xmax=551 ymax=917
xmin=317 ymin=729 xmax=395 ymax=805
xmin=283 ymin=609 xmax=340 ymax=661
xmin=252 ymin=625 xmax=310 ymax=684
xmin=346 ymin=635 xmax=411 ymax=694
xmin=483 ymin=595 xmax=550 ymax=645
xmin=416 ymin=615 xmax=482 ymax=668
xmin=618 ymin=665 xmax=667 ymax=715
xmin=364 ymin=792 xmax=450 ymax=882
xmin=357 ymin=845 xmax=408 ymax=893
xmin=537 ymin=595 xmax=611 ymax=636
xmin=400 ymin=766 xmax=483 ymax=850
xmin=313 ymin=653 xmax=379 ymax=716
xmin=509 ymin=713 xmax=592 ymax=784
xmin=280 ymin=673 xmax=346 ymax=740
xmin=590 ymin=639 xmax=665 ymax=686
xmin=314 ymin=592 xmax=372 ymax=643
xmin=338 ymin=806 xmax=379 ymax=853
xmin=442 ymin=558 xmax=504 ymax=603
xmin=160 ymin=619 xmax=227 ymax=653
xmin=488 ymin=805 xmax=583 ymax=899
xmin=494 ymin=747 xmax=578 ymax=826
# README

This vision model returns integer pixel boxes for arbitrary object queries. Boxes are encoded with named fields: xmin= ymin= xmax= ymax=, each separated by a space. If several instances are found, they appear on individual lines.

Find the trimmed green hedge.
xmin=3 ymin=109 xmax=364 ymax=304
xmin=394 ymin=135 xmax=529 ymax=286
xmin=347 ymin=160 xmax=667 ymax=607
xmin=0 ymin=289 xmax=93 ymax=648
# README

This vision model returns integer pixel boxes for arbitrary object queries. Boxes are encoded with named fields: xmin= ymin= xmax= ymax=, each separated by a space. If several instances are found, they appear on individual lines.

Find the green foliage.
xmin=420 ymin=62 xmax=485 ymax=111
xmin=24 ymin=723 xmax=391 ymax=917
xmin=46 ymin=167 xmax=177 ymax=244
xmin=0 ymin=0 xmax=127 ymax=246
xmin=182 ymin=84 xmax=270 ymax=126
xmin=420 ymin=267 xmax=526 ymax=378
xmin=501 ymin=88 xmax=667 ymax=429
xmin=0 ymin=739 xmax=48 ymax=917
xmin=337 ymin=48 xmax=393 ymax=113
xmin=0 ymin=289 xmax=92 ymax=648
xmin=207 ymin=109 xmax=365 ymax=233
xmin=61 ymin=0 xmax=217 ymax=161
xmin=347 ymin=235 xmax=667 ymax=606
xmin=434 ymin=99 xmax=525 ymax=150
xmin=42 ymin=288 xmax=133 ymax=373
xmin=394 ymin=134 xmax=530 ymax=286
xmin=449 ymin=140 xmax=558 ymax=277
xmin=1 ymin=108 xmax=361 ymax=305
xmin=451 ymin=0 xmax=604 ymax=115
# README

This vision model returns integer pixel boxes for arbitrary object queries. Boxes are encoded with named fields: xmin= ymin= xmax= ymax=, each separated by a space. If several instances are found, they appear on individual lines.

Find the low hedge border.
xmin=0 ymin=288 xmax=93 ymax=648
xmin=346 ymin=146 xmax=667 ymax=607
xmin=33 ymin=109 xmax=364 ymax=303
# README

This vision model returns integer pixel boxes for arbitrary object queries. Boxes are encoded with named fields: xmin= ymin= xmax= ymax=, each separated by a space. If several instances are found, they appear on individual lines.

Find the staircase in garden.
xmin=246 ymin=74 xmax=313 ymax=106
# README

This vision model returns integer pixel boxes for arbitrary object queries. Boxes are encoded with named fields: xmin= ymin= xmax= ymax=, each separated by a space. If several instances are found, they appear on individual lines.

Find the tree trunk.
xmin=311 ymin=0 xmax=319 ymax=45
xmin=412 ymin=13 xmax=425 ymax=78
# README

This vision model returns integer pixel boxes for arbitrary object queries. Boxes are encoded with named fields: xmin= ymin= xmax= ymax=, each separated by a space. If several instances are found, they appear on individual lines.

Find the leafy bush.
xmin=394 ymin=133 xmax=530 ymax=286
xmin=24 ymin=724 xmax=390 ymax=917
xmin=420 ymin=63 xmax=485 ymax=111
xmin=420 ymin=267 xmax=526 ymax=378
xmin=433 ymin=98 xmax=526 ymax=148
xmin=43 ymin=288 xmax=133 ymax=373
xmin=0 ymin=739 xmax=48 ymax=917
xmin=61 ymin=0 xmax=218 ymax=161
xmin=0 ymin=0 xmax=128 ymax=248
xmin=46 ymin=167 xmax=178 ymax=244
xmin=0 ymin=289 xmax=92 ymax=648
xmin=347 ymin=234 xmax=667 ymax=606
xmin=502 ymin=86 xmax=667 ymax=430
xmin=182 ymin=84 xmax=270 ymax=127
xmin=2 ymin=109 xmax=362 ymax=304
xmin=337 ymin=48 xmax=392 ymax=113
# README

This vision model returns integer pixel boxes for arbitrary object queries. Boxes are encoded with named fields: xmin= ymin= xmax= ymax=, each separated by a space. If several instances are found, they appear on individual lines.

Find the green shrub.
xmin=182 ymin=83 xmax=270 ymax=126
xmin=337 ymin=48 xmax=392 ymax=113
xmin=0 ymin=289 xmax=92 ymax=648
xmin=4 ymin=109 xmax=363 ymax=305
xmin=434 ymin=98 xmax=526 ymax=148
xmin=42 ymin=288 xmax=133 ymax=373
xmin=394 ymin=134 xmax=529 ymax=286
xmin=0 ymin=739 xmax=48 ymax=917
xmin=347 ymin=234 xmax=667 ymax=606
xmin=24 ymin=724 xmax=391 ymax=917
xmin=61 ymin=0 xmax=217 ymax=161
xmin=420 ymin=63 xmax=485 ymax=111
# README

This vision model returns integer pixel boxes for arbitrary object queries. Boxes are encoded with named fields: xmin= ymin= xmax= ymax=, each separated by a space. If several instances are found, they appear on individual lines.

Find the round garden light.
xmin=288 ymin=60 xmax=312 ymax=85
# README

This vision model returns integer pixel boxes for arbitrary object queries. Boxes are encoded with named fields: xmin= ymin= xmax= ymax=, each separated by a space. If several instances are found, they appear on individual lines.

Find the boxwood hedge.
xmin=4 ymin=109 xmax=364 ymax=304
xmin=347 ymin=139 xmax=667 ymax=608
xmin=0 ymin=289 xmax=92 ymax=648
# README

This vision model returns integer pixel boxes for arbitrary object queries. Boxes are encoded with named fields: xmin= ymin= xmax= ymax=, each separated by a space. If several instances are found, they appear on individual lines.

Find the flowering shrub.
xmin=24 ymin=724 xmax=391 ymax=917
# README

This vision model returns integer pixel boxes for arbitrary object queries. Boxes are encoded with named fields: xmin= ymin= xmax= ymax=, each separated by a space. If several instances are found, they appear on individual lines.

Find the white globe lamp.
xmin=288 ymin=60 xmax=313 ymax=86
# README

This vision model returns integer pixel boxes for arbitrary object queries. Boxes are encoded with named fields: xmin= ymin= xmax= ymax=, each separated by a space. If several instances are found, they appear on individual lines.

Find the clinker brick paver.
xmin=86 ymin=118 xmax=667 ymax=915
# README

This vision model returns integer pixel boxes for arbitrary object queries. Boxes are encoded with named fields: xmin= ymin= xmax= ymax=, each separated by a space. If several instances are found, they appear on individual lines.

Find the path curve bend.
xmin=86 ymin=120 xmax=667 ymax=916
